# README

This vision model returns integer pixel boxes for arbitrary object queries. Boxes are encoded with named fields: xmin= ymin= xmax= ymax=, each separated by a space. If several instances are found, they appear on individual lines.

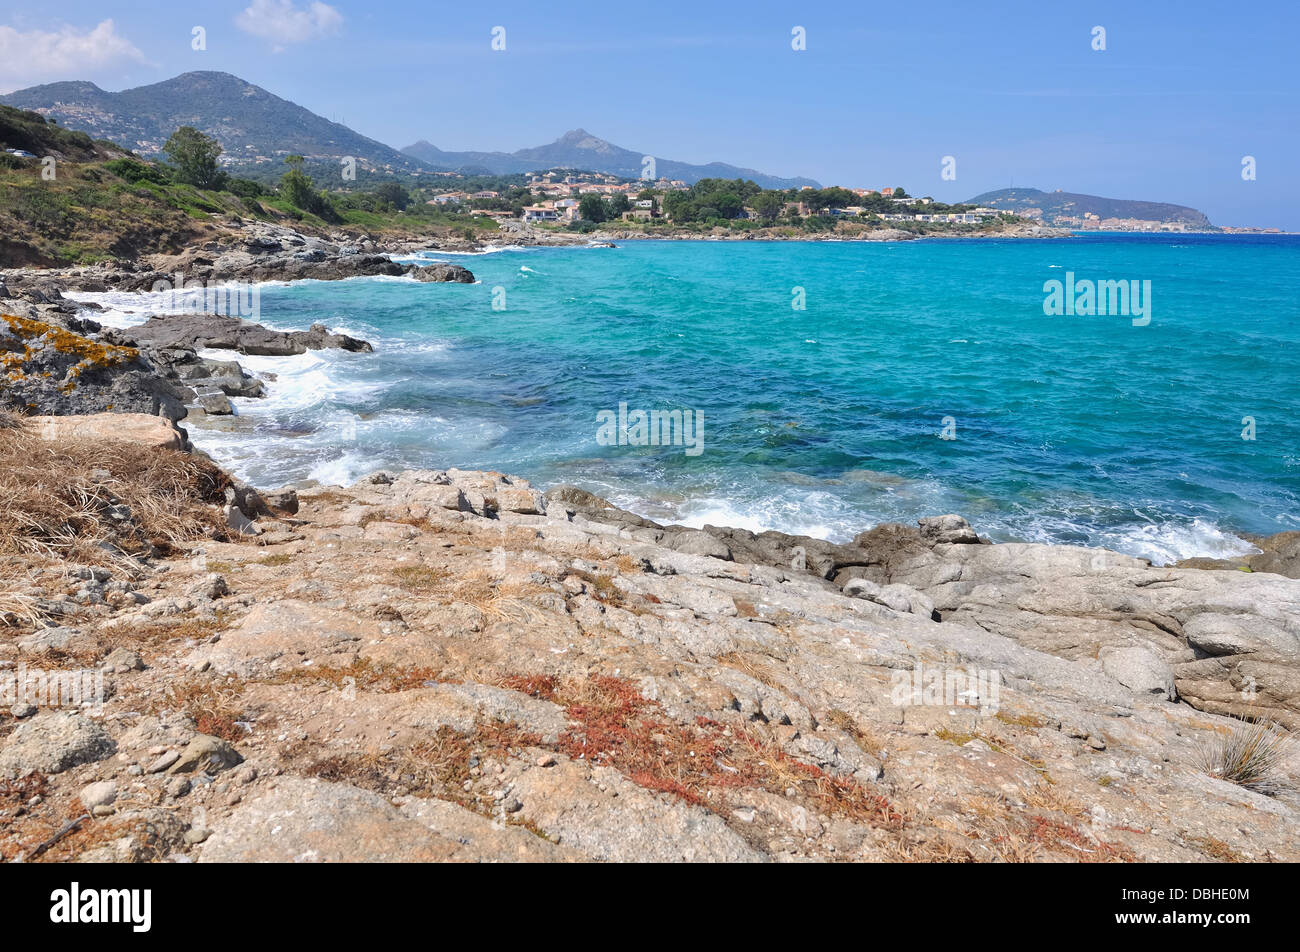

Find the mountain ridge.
xmin=1 ymin=72 xmax=820 ymax=188
xmin=401 ymin=126 xmax=821 ymax=188
xmin=1 ymin=71 xmax=428 ymax=174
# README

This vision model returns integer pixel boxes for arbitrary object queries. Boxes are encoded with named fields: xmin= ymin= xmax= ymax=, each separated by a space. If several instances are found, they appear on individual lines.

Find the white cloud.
xmin=0 ymin=19 xmax=146 ymax=93
xmin=236 ymin=0 xmax=343 ymax=50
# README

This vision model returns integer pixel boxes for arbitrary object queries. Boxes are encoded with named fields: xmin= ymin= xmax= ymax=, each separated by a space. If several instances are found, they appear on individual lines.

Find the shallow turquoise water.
xmin=86 ymin=233 xmax=1300 ymax=562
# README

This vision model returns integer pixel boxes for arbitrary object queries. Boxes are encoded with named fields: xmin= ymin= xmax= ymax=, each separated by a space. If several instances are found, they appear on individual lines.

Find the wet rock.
xmin=410 ymin=263 xmax=476 ymax=283
xmin=122 ymin=313 xmax=373 ymax=357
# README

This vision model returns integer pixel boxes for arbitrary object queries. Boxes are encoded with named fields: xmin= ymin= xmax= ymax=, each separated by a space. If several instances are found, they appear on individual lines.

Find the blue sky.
xmin=2 ymin=0 xmax=1296 ymax=227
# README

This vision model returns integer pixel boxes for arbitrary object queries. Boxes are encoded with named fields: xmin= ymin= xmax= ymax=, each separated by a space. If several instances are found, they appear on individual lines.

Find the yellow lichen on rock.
xmin=1 ymin=313 xmax=139 ymax=391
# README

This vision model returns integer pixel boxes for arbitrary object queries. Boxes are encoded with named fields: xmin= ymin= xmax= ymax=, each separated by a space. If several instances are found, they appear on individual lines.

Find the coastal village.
xmin=422 ymin=170 xmax=1009 ymax=226
xmin=419 ymin=170 xmax=1225 ymax=232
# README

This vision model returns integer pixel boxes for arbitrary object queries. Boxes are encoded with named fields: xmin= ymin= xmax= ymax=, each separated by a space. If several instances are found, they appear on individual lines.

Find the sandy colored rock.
xmin=26 ymin=412 xmax=186 ymax=451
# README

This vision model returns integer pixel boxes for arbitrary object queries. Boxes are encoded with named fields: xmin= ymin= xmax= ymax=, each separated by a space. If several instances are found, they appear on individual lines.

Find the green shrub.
xmin=104 ymin=158 xmax=171 ymax=186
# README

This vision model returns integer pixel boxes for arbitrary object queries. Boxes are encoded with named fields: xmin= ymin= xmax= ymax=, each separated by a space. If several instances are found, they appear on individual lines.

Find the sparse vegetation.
xmin=152 ymin=675 xmax=249 ymax=742
xmin=392 ymin=564 xmax=448 ymax=592
xmin=1200 ymin=718 xmax=1295 ymax=797
xmin=0 ymin=424 xmax=230 ymax=566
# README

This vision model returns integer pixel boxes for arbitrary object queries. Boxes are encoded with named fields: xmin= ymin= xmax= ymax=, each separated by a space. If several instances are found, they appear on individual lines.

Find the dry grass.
xmin=148 ymin=675 xmax=248 ymax=742
xmin=1187 ymin=834 xmax=1244 ymax=863
xmin=0 ymin=424 xmax=230 ymax=568
xmin=1199 ymin=718 xmax=1295 ymax=797
xmin=715 ymin=651 xmax=785 ymax=690
xmin=392 ymin=564 xmax=449 ymax=592
xmin=822 ymin=709 xmax=885 ymax=758
xmin=995 ymin=710 xmax=1048 ymax=730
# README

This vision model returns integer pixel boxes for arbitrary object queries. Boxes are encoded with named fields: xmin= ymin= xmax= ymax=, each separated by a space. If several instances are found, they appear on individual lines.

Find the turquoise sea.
xmin=81 ymin=233 xmax=1300 ymax=564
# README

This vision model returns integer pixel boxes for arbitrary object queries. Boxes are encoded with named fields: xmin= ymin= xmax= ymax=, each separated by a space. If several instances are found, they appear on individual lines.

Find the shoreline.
xmin=5 ymin=225 xmax=1290 ymax=568
xmin=1 ymin=413 xmax=1298 ymax=862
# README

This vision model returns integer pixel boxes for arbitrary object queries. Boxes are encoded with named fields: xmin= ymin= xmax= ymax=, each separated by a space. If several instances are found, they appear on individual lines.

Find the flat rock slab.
xmin=199 ymin=778 xmax=571 ymax=862
xmin=293 ymin=682 xmax=571 ymax=748
xmin=26 ymin=413 xmax=186 ymax=451
xmin=509 ymin=758 xmax=765 ymax=863
xmin=186 ymin=600 xmax=378 ymax=676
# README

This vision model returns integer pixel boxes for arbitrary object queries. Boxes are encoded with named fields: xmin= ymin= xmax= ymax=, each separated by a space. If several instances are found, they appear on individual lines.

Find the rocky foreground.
xmin=1 ymin=416 xmax=1297 ymax=863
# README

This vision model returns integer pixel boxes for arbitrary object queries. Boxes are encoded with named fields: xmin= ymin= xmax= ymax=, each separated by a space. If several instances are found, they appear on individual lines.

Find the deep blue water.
xmin=82 ymin=233 xmax=1300 ymax=563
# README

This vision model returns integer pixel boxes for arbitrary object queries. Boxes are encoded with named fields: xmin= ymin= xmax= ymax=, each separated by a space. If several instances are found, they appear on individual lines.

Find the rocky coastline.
xmin=0 ymin=415 xmax=1297 ymax=862
xmin=0 ymin=220 xmax=475 ymax=424
xmin=1 ymin=218 xmax=1297 ymax=863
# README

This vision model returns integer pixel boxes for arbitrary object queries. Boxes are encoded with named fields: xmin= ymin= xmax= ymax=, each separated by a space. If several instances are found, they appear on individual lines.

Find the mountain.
xmin=966 ymin=187 xmax=1212 ymax=227
xmin=403 ymin=129 xmax=821 ymax=189
xmin=0 ymin=71 xmax=427 ymax=174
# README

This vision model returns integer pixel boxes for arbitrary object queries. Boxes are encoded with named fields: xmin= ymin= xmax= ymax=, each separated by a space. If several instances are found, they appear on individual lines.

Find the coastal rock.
xmin=410 ymin=263 xmax=476 ymax=284
xmin=79 ymin=780 xmax=118 ymax=811
xmin=918 ymin=514 xmax=983 ymax=546
xmin=195 ymin=391 xmax=234 ymax=415
xmin=183 ymin=600 xmax=375 ymax=676
xmin=2 ymin=314 xmax=192 ymax=422
xmin=121 ymin=313 xmax=373 ymax=356
xmin=26 ymin=413 xmax=188 ymax=451
xmin=1099 ymin=646 xmax=1178 ymax=700
xmin=541 ymin=485 xmax=1300 ymax=729
xmin=167 ymin=734 xmax=244 ymax=775
xmin=507 ymin=758 xmax=765 ymax=863
xmin=1177 ymin=531 xmax=1300 ymax=580
xmin=7 ymin=446 xmax=1300 ymax=863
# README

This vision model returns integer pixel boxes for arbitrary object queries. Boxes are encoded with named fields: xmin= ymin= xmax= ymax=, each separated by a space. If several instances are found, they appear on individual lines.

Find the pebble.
xmin=166 ymin=777 xmax=192 ymax=798
xmin=79 ymin=780 xmax=118 ymax=810
xmin=10 ymin=703 xmax=36 ymax=718
xmin=536 ymin=753 xmax=556 ymax=767
xmin=147 ymin=750 xmax=180 ymax=774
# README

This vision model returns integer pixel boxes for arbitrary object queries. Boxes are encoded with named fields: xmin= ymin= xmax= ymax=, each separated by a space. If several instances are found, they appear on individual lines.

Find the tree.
xmin=578 ymin=193 xmax=609 ymax=222
xmin=752 ymin=191 xmax=783 ymax=222
xmin=279 ymin=156 xmax=339 ymax=222
xmin=374 ymin=182 xmax=411 ymax=210
xmin=280 ymin=155 xmax=317 ymax=209
xmin=162 ymin=126 xmax=225 ymax=189
xmin=609 ymin=194 xmax=631 ymax=215
xmin=893 ymin=187 xmax=908 ymax=199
